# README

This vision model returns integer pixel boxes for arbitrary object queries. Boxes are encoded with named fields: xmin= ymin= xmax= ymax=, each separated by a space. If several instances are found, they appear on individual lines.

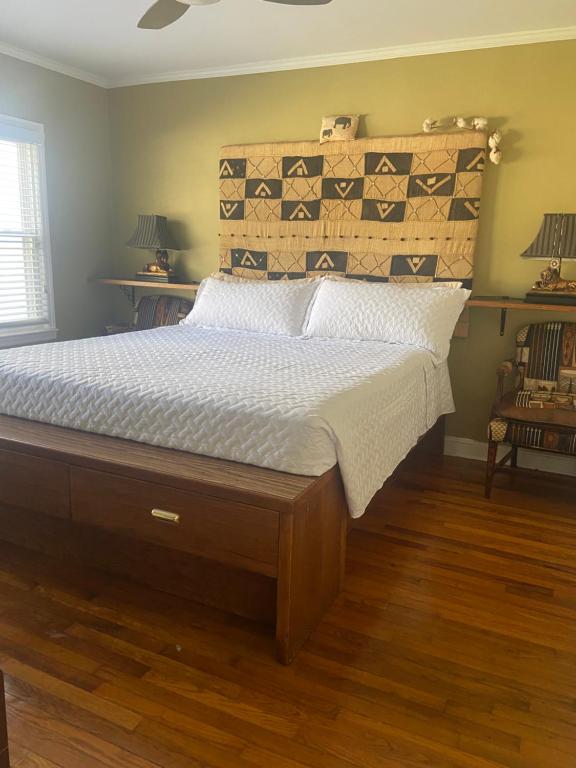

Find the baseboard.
xmin=444 ymin=436 xmax=576 ymax=477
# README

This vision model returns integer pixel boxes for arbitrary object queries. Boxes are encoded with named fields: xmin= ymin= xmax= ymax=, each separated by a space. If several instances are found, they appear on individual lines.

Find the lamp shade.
xmin=127 ymin=215 xmax=178 ymax=250
xmin=522 ymin=213 xmax=576 ymax=260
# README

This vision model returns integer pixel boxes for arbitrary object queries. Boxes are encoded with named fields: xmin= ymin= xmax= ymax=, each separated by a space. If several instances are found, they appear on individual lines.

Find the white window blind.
xmin=0 ymin=114 xmax=55 ymax=344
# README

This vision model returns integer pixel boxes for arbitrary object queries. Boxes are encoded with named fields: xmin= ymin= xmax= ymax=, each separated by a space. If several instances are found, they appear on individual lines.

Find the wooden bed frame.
xmin=0 ymin=414 xmax=444 ymax=664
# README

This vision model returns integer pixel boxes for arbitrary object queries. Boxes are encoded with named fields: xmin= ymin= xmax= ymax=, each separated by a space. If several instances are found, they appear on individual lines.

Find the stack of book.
xmin=135 ymin=271 xmax=173 ymax=283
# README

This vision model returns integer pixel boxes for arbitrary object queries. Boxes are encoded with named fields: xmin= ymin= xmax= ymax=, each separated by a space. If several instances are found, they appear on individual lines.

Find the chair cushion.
xmin=497 ymin=390 xmax=576 ymax=429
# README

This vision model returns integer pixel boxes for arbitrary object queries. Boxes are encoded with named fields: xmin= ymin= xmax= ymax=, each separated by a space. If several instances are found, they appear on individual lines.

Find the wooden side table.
xmin=0 ymin=672 xmax=8 ymax=767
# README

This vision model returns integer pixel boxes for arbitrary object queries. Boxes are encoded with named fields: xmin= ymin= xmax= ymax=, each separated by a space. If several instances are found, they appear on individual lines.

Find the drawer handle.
xmin=151 ymin=508 xmax=180 ymax=525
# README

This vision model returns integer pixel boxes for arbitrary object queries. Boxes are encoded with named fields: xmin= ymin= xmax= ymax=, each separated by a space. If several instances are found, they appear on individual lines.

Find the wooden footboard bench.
xmin=0 ymin=415 xmax=348 ymax=664
xmin=0 ymin=414 xmax=444 ymax=662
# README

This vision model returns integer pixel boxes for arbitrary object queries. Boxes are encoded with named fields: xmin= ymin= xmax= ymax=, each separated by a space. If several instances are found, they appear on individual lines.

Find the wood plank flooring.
xmin=1 ymin=455 xmax=575 ymax=768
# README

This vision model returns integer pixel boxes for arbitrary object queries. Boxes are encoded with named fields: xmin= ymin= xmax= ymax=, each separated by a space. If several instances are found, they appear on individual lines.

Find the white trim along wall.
xmin=445 ymin=436 xmax=576 ymax=478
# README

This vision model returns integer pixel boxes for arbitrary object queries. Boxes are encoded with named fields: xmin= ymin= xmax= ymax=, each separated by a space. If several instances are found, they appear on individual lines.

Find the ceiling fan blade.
xmin=263 ymin=0 xmax=333 ymax=4
xmin=138 ymin=0 xmax=191 ymax=29
xmin=138 ymin=0 xmax=221 ymax=29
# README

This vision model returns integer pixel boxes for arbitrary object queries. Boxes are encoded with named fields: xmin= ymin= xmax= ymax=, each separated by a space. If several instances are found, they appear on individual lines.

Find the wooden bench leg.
xmin=0 ymin=672 xmax=8 ymax=768
xmin=485 ymin=440 xmax=498 ymax=499
xmin=275 ymin=469 xmax=348 ymax=665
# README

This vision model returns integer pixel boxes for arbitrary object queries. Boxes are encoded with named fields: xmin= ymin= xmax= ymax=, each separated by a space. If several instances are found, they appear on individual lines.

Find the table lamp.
xmin=127 ymin=214 xmax=179 ymax=281
xmin=522 ymin=213 xmax=576 ymax=304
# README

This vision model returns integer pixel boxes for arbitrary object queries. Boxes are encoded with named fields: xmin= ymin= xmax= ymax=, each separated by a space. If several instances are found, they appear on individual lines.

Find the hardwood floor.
xmin=1 ymin=455 xmax=575 ymax=768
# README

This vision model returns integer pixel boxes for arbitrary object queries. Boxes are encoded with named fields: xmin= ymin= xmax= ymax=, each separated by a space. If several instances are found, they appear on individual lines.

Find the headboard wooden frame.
xmin=219 ymin=131 xmax=487 ymax=287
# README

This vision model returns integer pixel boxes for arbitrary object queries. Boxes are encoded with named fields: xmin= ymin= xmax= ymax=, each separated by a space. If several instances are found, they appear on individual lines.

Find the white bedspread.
xmin=0 ymin=326 xmax=454 ymax=517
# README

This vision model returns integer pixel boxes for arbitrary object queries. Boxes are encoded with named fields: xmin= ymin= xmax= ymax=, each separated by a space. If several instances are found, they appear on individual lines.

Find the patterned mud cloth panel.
xmin=516 ymin=322 xmax=576 ymax=394
xmin=135 ymin=295 xmax=194 ymax=331
xmin=219 ymin=132 xmax=487 ymax=286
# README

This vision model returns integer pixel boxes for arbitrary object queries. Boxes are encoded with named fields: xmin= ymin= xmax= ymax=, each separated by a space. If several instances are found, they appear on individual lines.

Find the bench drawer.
xmin=70 ymin=467 xmax=279 ymax=576
xmin=0 ymin=448 xmax=70 ymax=518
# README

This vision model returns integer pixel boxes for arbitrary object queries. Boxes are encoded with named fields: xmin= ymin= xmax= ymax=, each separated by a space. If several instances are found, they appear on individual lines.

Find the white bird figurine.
xmin=488 ymin=129 xmax=502 ymax=148
xmin=455 ymin=116 xmax=468 ymax=129
xmin=422 ymin=118 xmax=438 ymax=133
xmin=490 ymin=147 xmax=502 ymax=165
xmin=471 ymin=116 xmax=488 ymax=131
xmin=488 ymin=130 xmax=503 ymax=164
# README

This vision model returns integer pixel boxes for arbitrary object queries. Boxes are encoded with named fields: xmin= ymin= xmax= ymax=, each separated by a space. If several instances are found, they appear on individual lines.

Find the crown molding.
xmin=0 ymin=41 xmax=108 ymax=88
xmin=2 ymin=25 xmax=576 ymax=91
xmin=110 ymin=25 xmax=576 ymax=88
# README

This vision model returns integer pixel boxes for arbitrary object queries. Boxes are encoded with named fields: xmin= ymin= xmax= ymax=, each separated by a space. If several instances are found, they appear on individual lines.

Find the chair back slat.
xmin=516 ymin=322 xmax=576 ymax=390
xmin=135 ymin=295 xmax=194 ymax=331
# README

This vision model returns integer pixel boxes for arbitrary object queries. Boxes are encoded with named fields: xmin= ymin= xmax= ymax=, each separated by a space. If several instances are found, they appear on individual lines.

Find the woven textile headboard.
xmin=219 ymin=131 xmax=487 ymax=287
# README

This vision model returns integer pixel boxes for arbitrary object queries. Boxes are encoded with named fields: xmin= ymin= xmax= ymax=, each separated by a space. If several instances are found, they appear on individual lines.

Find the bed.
xmin=0 ymin=130 xmax=487 ymax=662
xmin=0 ymin=324 xmax=453 ymax=519
xmin=0 ymin=321 xmax=453 ymax=661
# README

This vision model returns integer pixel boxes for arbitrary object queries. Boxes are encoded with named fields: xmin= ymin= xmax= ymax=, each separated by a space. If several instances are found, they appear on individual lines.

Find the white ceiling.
xmin=1 ymin=0 xmax=575 ymax=88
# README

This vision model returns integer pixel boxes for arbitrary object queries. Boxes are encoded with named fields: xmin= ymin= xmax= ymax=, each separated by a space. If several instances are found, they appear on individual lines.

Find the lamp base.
xmin=531 ymin=258 xmax=576 ymax=293
xmin=143 ymin=248 xmax=173 ymax=276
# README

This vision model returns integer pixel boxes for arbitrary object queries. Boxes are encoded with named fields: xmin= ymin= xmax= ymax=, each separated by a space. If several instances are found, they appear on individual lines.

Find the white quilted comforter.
xmin=0 ymin=326 xmax=454 ymax=517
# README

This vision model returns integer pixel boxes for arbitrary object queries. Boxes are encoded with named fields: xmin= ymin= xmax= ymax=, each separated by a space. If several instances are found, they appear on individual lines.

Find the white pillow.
xmin=305 ymin=280 xmax=470 ymax=361
xmin=193 ymin=271 xmax=321 ymax=304
xmin=182 ymin=276 xmax=319 ymax=336
xmin=322 ymin=275 xmax=463 ymax=289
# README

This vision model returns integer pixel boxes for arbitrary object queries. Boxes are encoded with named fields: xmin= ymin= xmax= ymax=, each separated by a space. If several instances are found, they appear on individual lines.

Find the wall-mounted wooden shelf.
xmin=94 ymin=278 xmax=200 ymax=290
xmin=92 ymin=282 xmax=576 ymax=335
xmin=467 ymin=296 xmax=576 ymax=335
xmin=92 ymin=277 xmax=200 ymax=308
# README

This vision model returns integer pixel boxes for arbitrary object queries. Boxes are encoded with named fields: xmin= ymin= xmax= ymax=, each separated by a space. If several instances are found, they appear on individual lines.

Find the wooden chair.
xmin=134 ymin=294 xmax=193 ymax=330
xmin=106 ymin=295 xmax=194 ymax=335
xmin=486 ymin=322 xmax=576 ymax=498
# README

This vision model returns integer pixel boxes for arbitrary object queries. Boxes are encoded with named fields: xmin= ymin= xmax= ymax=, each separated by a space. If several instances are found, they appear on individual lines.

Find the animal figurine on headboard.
xmin=320 ymin=114 xmax=359 ymax=144
xmin=334 ymin=116 xmax=353 ymax=130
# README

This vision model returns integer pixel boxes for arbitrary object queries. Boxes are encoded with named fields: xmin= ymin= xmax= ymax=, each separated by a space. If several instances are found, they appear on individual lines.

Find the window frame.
xmin=0 ymin=112 xmax=57 ymax=349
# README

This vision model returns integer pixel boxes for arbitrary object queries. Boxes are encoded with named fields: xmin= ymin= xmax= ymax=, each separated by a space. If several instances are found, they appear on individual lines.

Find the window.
xmin=0 ymin=113 xmax=56 ymax=348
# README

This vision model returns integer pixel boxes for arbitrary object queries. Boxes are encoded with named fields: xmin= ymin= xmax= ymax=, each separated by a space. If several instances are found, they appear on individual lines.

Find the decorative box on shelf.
xmin=524 ymin=291 xmax=576 ymax=306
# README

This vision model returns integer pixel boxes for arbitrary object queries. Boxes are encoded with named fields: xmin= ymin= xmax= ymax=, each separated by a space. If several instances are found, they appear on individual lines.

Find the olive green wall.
xmin=0 ymin=54 xmax=113 ymax=340
xmin=106 ymin=39 xmax=575 ymax=441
